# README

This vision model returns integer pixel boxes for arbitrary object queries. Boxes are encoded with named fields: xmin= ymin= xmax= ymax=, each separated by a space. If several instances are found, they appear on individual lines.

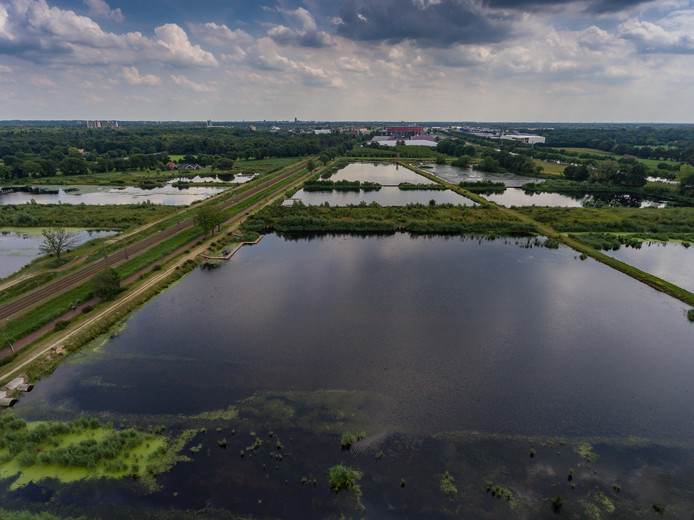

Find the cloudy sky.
xmin=0 ymin=0 xmax=693 ymax=121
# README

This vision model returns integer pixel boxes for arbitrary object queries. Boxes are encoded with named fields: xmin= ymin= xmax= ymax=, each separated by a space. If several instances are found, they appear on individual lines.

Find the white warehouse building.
xmin=499 ymin=134 xmax=546 ymax=145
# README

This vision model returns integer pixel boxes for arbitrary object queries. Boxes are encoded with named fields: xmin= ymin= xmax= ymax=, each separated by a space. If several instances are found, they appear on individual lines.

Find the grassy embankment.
xmin=0 ymin=157 xmax=301 ymax=187
xmin=0 ymin=159 xmax=314 ymax=378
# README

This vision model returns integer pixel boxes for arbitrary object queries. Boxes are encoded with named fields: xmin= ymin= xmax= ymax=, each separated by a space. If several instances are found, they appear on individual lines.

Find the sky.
xmin=0 ymin=0 xmax=693 ymax=122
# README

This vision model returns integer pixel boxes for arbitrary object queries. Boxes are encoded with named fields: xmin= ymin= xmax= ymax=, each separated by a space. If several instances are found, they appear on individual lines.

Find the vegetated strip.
xmin=404 ymin=161 xmax=694 ymax=307
xmin=0 ymin=158 xmax=310 ymax=321
xmin=0 ymin=160 xmax=315 ymax=381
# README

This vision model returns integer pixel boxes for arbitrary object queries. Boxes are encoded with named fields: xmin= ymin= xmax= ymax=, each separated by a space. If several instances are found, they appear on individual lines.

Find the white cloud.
xmin=170 ymin=74 xmax=216 ymax=92
xmin=154 ymin=24 xmax=218 ymax=66
xmin=189 ymin=22 xmax=253 ymax=46
xmin=122 ymin=66 xmax=160 ymax=86
xmin=83 ymin=0 xmax=123 ymax=23
xmin=619 ymin=15 xmax=694 ymax=53
xmin=267 ymin=7 xmax=335 ymax=48
xmin=0 ymin=0 xmax=217 ymax=67
xmin=337 ymin=56 xmax=370 ymax=73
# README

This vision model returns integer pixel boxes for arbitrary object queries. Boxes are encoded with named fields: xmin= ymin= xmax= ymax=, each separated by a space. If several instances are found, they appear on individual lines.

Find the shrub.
xmin=440 ymin=471 xmax=458 ymax=497
xmin=340 ymin=431 xmax=366 ymax=450
xmin=328 ymin=464 xmax=362 ymax=495
xmin=54 ymin=320 xmax=70 ymax=331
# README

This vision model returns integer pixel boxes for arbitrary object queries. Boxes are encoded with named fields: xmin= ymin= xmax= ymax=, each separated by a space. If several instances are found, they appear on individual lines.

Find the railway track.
xmin=0 ymin=159 xmax=309 ymax=322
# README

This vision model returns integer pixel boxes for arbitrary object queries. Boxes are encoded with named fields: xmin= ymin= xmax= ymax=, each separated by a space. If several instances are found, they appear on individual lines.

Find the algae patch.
xmin=0 ymin=413 xmax=183 ymax=490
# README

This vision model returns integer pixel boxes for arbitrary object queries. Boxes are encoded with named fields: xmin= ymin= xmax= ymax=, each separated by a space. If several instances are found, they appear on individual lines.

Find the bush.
xmin=340 ymin=431 xmax=366 ymax=450
xmin=440 ymin=471 xmax=458 ymax=497
xmin=54 ymin=320 xmax=70 ymax=331
xmin=328 ymin=464 xmax=362 ymax=495
xmin=93 ymin=268 xmax=121 ymax=300
xmin=81 ymin=305 xmax=93 ymax=314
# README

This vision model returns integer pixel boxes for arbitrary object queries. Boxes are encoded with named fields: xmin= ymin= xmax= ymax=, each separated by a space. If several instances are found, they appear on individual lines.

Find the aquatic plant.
xmin=340 ymin=431 xmax=366 ymax=450
xmin=440 ymin=471 xmax=458 ymax=497
xmin=328 ymin=464 xmax=363 ymax=496
xmin=550 ymin=495 xmax=564 ymax=513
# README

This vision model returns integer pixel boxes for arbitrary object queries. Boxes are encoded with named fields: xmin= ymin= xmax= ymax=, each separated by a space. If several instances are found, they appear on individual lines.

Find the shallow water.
xmin=484 ymin=188 xmax=587 ymax=207
xmin=424 ymin=163 xmax=541 ymax=187
xmin=331 ymin=163 xmax=434 ymax=184
xmin=485 ymin=188 xmax=667 ymax=208
xmin=0 ymin=185 xmax=224 ymax=206
xmin=8 ymin=233 xmax=694 ymax=518
xmin=0 ymin=229 xmax=116 ymax=279
xmin=606 ymin=241 xmax=694 ymax=292
xmin=17 ymin=233 xmax=694 ymax=440
xmin=284 ymin=187 xmax=477 ymax=206
xmin=169 ymin=173 xmax=257 ymax=184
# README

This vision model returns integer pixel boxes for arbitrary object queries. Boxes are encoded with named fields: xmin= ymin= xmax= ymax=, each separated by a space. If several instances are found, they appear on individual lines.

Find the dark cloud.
xmin=335 ymin=0 xmax=514 ymax=48
xmin=483 ymin=0 xmax=654 ymax=13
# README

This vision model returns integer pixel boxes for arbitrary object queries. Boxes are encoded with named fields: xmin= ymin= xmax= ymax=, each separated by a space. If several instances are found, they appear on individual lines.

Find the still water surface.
xmin=0 ymin=229 xmax=116 ymax=279
xmin=424 ymin=163 xmax=540 ymax=187
xmin=285 ymin=187 xmax=477 ymax=206
xmin=606 ymin=241 xmax=694 ymax=293
xmin=331 ymin=162 xmax=434 ymax=184
xmin=17 ymin=233 xmax=694 ymax=441
xmin=0 ymin=185 xmax=224 ymax=206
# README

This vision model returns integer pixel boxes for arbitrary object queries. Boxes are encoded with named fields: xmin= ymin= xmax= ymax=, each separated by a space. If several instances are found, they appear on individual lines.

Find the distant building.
xmin=179 ymin=163 xmax=201 ymax=170
xmin=386 ymin=126 xmax=424 ymax=138
xmin=313 ymin=129 xmax=332 ymax=135
xmin=368 ymin=136 xmax=438 ymax=148
xmin=499 ymin=134 xmax=546 ymax=145
xmin=86 ymin=120 xmax=119 ymax=129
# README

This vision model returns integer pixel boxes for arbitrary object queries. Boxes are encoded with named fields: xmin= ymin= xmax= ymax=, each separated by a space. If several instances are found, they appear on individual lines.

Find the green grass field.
xmin=533 ymin=159 xmax=565 ymax=176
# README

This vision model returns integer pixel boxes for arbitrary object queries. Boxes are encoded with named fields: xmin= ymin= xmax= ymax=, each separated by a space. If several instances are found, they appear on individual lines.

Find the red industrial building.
xmin=386 ymin=126 xmax=424 ymax=138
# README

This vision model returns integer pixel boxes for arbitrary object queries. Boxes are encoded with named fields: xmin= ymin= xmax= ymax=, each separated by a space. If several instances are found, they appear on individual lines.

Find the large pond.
xmin=606 ymin=241 xmax=694 ymax=293
xmin=423 ymin=163 xmax=541 ymax=187
xmin=484 ymin=188 xmax=667 ymax=208
xmin=7 ymin=234 xmax=694 ymax=518
xmin=0 ymin=185 xmax=225 ymax=206
xmin=0 ymin=229 xmax=116 ymax=279
xmin=284 ymin=187 xmax=477 ymax=207
xmin=16 ymin=234 xmax=694 ymax=435
xmin=330 ymin=162 xmax=434 ymax=184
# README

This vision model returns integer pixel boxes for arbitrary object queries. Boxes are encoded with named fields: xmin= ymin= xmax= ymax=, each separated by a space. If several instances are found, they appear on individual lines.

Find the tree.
xmin=39 ymin=228 xmax=77 ymax=260
xmin=60 ymin=156 xmax=89 ymax=176
xmin=590 ymin=160 xmax=619 ymax=183
xmin=564 ymin=164 xmax=589 ymax=181
xmin=452 ymin=156 xmax=471 ymax=168
xmin=194 ymin=206 xmax=225 ymax=235
xmin=478 ymin=156 xmax=501 ymax=173
xmin=681 ymin=170 xmax=694 ymax=195
xmin=306 ymin=159 xmax=316 ymax=171
xmin=213 ymin=158 xmax=235 ymax=170
xmin=620 ymin=163 xmax=647 ymax=187
xmin=93 ymin=268 xmax=121 ymax=300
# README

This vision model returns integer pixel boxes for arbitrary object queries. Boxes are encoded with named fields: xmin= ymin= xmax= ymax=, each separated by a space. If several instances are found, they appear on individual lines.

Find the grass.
xmin=517 ymin=207 xmax=694 ymax=237
xmin=340 ymin=431 xmax=366 ymax=450
xmin=0 ymin=226 xmax=201 ymax=348
xmin=0 ymin=204 xmax=176 ymax=229
xmin=244 ymin=204 xmax=535 ymax=236
xmin=533 ymin=159 xmax=565 ymax=176
xmin=2 ymin=158 xmax=302 ymax=186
